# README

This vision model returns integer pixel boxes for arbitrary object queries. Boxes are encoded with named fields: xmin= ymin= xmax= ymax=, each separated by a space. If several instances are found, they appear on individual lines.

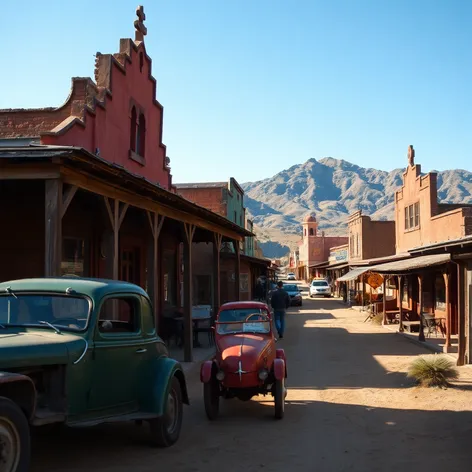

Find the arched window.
xmin=309 ymin=228 xmax=314 ymax=236
xmin=136 ymin=113 xmax=146 ymax=157
xmin=130 ymin=106 xmax=137 ymax=152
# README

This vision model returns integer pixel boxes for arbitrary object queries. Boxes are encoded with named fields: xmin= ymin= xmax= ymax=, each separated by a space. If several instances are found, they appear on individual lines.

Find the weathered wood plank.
xmin=61 ymin=185 xmax=78 ymax=219
xmin=45 ymin=179 xmax=62 ymax=276
xmin=62 ymin=168 xmax=244 ymax=241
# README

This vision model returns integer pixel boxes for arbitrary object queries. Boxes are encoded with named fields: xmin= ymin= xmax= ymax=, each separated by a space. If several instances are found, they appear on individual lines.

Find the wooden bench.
xmin=402 ymin=321 xmax=420 ymax=333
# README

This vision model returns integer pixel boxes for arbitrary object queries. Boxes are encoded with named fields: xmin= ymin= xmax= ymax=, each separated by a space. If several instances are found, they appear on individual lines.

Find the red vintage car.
xmin=200 ymin=301 xmax=287 ymax=420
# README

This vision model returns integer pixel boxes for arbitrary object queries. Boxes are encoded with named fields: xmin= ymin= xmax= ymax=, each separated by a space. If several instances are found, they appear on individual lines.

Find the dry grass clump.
xmin=407 ymin=354 xmax=459 ymax=387
xmin=370 ymin=313 xmax=383 ymax=325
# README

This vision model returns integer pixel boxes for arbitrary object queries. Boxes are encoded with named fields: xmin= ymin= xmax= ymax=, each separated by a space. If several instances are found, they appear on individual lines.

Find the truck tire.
xmin=0 ymin=396 xmax=30 ymax=472
xmin=149 ymin=376 xmax=183 ymax=447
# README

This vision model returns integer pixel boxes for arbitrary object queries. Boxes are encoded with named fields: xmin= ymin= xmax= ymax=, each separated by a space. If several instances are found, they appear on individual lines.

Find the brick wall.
xmin=176 ymin=187 xmax=227 ymax=217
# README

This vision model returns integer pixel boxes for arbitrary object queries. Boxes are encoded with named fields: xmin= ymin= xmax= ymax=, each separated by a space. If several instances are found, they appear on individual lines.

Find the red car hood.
xmin=218 ymin=334 xmax=273 ymax=373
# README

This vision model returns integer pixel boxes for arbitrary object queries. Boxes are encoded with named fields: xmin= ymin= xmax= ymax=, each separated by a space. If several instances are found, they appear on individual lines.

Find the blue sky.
xmin=1 ymin=0 xmax=471 ymax=183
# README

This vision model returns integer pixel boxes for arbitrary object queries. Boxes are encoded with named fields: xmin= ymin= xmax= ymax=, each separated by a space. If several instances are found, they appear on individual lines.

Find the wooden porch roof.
xmin=0 ymin=145 xmax=253 ymax=241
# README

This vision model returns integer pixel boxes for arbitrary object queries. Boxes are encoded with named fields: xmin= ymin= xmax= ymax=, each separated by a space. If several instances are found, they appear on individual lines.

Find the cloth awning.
xmin=337 ymin=267 xmax=369 ymax=282
xmin=368 ymin=253 xmax=450 ymax=275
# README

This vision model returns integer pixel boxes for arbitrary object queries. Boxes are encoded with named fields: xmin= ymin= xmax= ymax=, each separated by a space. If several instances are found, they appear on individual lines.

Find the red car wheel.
xmin=204 ymin=378 xmax=220 ymax=420
xmin=274 ymin=378 xmax=285 ymax=420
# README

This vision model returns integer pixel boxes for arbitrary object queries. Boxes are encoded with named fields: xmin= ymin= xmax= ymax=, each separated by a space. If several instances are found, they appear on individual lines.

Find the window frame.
xmin=404 ymin=202 xmax=420 ymax=231
xmin=96 ymin=294 xmax=142 ymax=339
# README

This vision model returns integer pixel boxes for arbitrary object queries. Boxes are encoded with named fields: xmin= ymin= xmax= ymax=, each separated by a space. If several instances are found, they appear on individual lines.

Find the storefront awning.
xmin=368 ymin=253 xmax=450 ymax=275
xmin=337 ymin=267 xmax=369 ymax=282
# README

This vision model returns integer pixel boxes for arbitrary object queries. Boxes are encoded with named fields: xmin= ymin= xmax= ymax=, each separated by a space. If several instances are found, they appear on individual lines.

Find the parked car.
xmin=309 ymin=278 xmax=332 ymax=297
xmin=287 ymin=273 xmax=296 ymax=280
xmin=200 ymin=301 xmax=287 ymax=420
xmin=0 ymin=277 xmax=189 ymax=471
xmin=283 ymin=284 xmax=303 ymax=307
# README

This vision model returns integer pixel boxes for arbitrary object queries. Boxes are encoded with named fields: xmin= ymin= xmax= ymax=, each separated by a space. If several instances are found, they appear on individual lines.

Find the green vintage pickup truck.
xmin=0 ymin=277 xmax=189 ymax=472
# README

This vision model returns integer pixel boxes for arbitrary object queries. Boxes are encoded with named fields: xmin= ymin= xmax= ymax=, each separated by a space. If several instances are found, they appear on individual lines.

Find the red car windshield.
xmin=216 ymin=308 xmax=270 ymax=335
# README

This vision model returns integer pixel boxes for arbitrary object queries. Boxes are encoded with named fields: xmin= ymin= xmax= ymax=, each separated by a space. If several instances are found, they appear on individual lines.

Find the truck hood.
xmin=0 ymin=328 xmax=86 ymax=369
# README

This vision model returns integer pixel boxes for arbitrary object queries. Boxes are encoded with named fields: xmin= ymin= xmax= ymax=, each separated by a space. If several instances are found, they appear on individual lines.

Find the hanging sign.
xmin=367 ymin=273 xmax=384 ymax=289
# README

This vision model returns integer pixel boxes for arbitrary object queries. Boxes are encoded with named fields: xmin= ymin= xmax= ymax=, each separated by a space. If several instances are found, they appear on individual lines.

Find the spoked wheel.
xmin=149 ymin=377 xmax=183 ymax=447
xmin=274 ymin=378 xmax=285 ymax=420
xmin=204 ymin=377 xmax=220 ymax=420
xmin=0 ymin=397 xmax=30 ymax=472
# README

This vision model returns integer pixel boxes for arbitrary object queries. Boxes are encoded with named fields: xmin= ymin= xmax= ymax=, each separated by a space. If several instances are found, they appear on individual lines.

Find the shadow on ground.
xmin=31 ymin=399 xmax=472 ymax=472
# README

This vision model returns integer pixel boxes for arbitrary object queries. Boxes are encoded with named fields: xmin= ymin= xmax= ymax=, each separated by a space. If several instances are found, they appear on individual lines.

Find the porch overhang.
xmin=368 ymin=253 xmax=451 ymax=275
xmin=337 ymin=267 xmax=370 ymax=282
xmin=0 ymin=145 xmax=252 ymax=242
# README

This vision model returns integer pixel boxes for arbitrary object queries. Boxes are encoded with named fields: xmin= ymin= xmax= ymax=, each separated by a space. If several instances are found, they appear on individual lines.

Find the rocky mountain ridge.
xmin=242 ymin=157 xmax=472 ymax=258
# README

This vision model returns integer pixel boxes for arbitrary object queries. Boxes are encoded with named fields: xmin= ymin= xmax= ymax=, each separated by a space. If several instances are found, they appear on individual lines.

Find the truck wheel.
xmin=0 ymin=396 xmax=30 ymax=472
xmin=274 ymin=378 xmax=285 ymax=420
xmin=149 ymin=377 xmax=183 ymax=447
xmin=204 ymin=377 xmax=220 ymax=420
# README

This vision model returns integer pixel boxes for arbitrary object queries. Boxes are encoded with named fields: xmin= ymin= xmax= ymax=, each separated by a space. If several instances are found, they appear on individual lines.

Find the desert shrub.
xmin=370 ymin=312 xmax=383 ymax=325
xmin=407 ymin=354 xmax=459 ymax=387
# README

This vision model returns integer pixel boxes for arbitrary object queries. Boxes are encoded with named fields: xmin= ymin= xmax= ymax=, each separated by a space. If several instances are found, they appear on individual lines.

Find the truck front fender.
xmin=273 ymin=358 xmax=285 ymax=381
xmin=0 ymin=372 xmax=36 ymax=420
xmin=144 ymin=357 xmax=190 ymax=417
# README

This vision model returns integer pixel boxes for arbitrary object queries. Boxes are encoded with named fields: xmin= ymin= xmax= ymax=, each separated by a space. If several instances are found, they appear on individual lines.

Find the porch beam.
xmin=444 ymin=271 xmax=452 ymax=351
xmin=146 ymin=211 xmax=165 ymax=323
xmin=0 ymin=164 xmax=61 ymax=180
xmin=382 ymin=277 xmax=387 ymax=325
xmin=45 ymin=179 xmax=62 ymax=276
xmin=213 ymin=233 xmax=223 ymax=314
xmin=103 ymin=198 xmax=129 ymax=280
xmin=456 ymin=261 xmax=466 ymax=366
xmin=234 ymin=240 xmax=241 ymax=301
xmin=62 ymin=168 xmax=245 ymax=242
xmin=61 ymin=185 xmax=78 ymax=219
xmin=183 ymin=223 xmax=196 ymax=362
xmin=418 ymin=274 xmax=425 ymax=342
xmin=398 ymin=276 xmax=404 ymax=333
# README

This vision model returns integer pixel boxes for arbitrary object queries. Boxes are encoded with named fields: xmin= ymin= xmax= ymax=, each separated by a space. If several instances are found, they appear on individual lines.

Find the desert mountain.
xmin=242 ymin=158 xmax=472 ymax=258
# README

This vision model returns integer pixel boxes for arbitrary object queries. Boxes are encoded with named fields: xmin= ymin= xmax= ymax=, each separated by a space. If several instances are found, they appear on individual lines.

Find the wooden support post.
xmin=183 ymin=223 xmax=195 ymax=362
xmin=61 ymin=185 xmax=78 ymax=219
xmin=382 ymin=277 xmax=387 ymax=325
xmin=444 ymin=271 xmax=452 ymax=351
xmin=418 ymin=274 xmax=425 ymax=342
xmin=456 ymin=262 xmax=466 ymax=366
xmin=213 ymin=233 xmax=222 ymax=316
xmin=45 ymin=179 xmax=63 ymax=276
xmin=234 ymin=240 xmax=241 ymax=301
xmin=398 ymin=276 xmax=404 ymax=332
xmin=362 ymin=276 xmax=366 ymax=311
xmin=147 ymin=211 xmax=165 ymax=328
xmin=103 ymin=197 xmax=129 ymax=280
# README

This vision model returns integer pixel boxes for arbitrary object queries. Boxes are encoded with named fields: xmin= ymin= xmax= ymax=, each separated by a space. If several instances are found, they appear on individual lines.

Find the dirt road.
xmin=31 ymin=293 xmax=472 ymax=472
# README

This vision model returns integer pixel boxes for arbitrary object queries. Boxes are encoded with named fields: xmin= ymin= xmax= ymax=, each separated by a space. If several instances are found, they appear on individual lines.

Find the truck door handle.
xmin=135 ymin=348 xmax=147 ymax=353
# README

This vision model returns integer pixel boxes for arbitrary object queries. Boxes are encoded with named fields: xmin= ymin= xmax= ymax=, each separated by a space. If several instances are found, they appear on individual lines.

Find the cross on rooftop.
xmin=134 ymin=5 xmax=147 ymax=42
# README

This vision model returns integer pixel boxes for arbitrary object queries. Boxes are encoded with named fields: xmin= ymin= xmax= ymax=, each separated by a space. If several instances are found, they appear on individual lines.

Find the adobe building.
xmin=395 ymin=146 xmax=472 ymax=253
xmin=339 ymin=145 xmax=472 ymax=365
xmin=0 ymin=6 xmax=250 ymax=362
xmin=297 ymin=213 xmax=348 ymax=280
xmin=348 ymin=210 xmax=396 ymax=262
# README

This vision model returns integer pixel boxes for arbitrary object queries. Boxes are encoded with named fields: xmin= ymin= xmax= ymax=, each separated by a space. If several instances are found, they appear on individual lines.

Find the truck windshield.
xmin=0 ymin=294 xmax=90 ymax=331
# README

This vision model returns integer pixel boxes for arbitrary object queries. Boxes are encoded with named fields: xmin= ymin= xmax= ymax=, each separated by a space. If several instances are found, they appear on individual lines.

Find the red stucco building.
xmin=0 ymin=7 xmax=250 ymax=362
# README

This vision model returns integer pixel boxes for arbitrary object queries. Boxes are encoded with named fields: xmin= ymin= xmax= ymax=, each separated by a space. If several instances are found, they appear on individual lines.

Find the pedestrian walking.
xmin=270 ymin=281 xmax=290 ymax=338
